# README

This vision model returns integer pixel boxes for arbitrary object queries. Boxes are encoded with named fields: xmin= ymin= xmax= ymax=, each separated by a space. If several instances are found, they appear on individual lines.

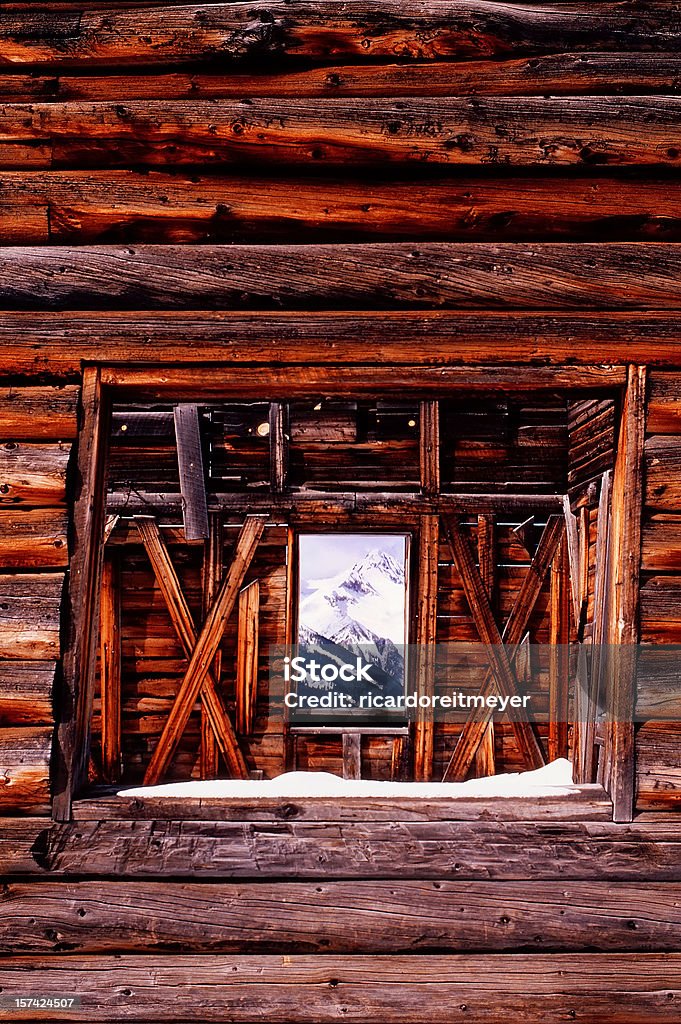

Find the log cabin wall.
xmin=3 ymin=3 xmax=681 ymax=1021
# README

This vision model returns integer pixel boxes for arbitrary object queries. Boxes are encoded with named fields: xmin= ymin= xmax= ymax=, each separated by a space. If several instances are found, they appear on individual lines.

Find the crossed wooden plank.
xmin=135 ymin=514 xmax=266 ymax=785
xmin=442 ymin=515 xmax=565 ymax=782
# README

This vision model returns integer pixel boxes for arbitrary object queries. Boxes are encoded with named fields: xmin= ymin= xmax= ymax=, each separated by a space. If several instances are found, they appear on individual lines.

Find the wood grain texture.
xmin=648 ymin=373 xmax=681 ymax=433
xmin=100 ymin=555 xmax=121 ymax=784
xmin=0 ymin=442 xmax=69 ymax=507
xmin=0 ymin=511 xmax=68 ymax=569
xmin=0 ymin=573 xmax=63 ymax=661
xmin=637 ymin=723 xmax=681 ymax=811
xmin=53 ymin=366 xmax=110 ymax=820
xmin=15 ymin=817 xmax=681 ymax=881
xmin=0 ymin=312 xmax=676 ymax=374
xmin=1 ymin=4 xmax=678 ymax=69
xmin=605 ymin=366 xmax=646 ymax=822
xmin=413 ymin=515 xmax=439 ymax=781
xmin=0 ymin=663 xmax=55 ymax=727
xmin=7 ymin=171 xmax=681 ymax=246
xmin=3 ymin=879 xmax=681 ymax=955
xmin=646 ymin=435 xmax=681 ymax=510
xmin=7 ymin=54 xmax=681 ymax=101
xmin=2 ymin=951 xmax=681 ymax=1022
xmin=0 ymin=726 xmax=52 ymax=814
xmin=3 ymin=98 xmax=681 ymax=169
xmin=0 ymin=387 xmax=79 ymax=440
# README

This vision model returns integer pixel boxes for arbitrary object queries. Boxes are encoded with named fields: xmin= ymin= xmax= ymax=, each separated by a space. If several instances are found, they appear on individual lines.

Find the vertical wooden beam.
xmin=283 ymin=525 xmax=297 ymax=772
xmin=174 ymin=403 xmax=209 ymax=541
xmin=413 ymin=515 xmax=439 ymax=782
xmin=269 ymin=402 xmax=288 ymax=494
xmin=53 ymin=366 xmax=111 ymax=821
xmin=201 ymin=510 xmax=223 ymax=778
xmin=236 ymin=580 xmax=260 ymax=736
xmin=100 ymin=552 xmax=121 ymax=785
xmin=578 ymin=504 xmax=590 ymax=622
xmin=342 ymin=732 xmax=362 ymax=780
xmin=548 ymin=539 xmax=570 ymax=764
xmin=419 ymin=400 xmax=440 ymax=497
xmin=607 ymin=366 xmax=646 ymax=822
xmin=144 ymin=515 xmax=266 ymax=785
xmin=475 ymin=514 xmax=496 ymax=778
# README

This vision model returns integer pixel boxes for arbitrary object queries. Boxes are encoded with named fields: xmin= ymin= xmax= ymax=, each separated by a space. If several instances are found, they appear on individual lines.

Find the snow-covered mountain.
xmin=298 ymin=547 xmax=406 ymax=692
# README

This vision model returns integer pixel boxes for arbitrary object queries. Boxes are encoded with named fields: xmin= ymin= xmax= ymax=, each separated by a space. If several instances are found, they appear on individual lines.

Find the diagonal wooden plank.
xmin=201 ymin=510 xmax=224 ymax=778
xmin=144 ymin=515 xmax=267 ymax=785
xmin=134 ymin=515 xmax=248 ymax=781
xmin=174 ymin=403 xmax=209 ymax=541
xmin=443 ymin=516 xmax=564 ymax=781
xmin=475 ymin=514 xmax=496 ymax=778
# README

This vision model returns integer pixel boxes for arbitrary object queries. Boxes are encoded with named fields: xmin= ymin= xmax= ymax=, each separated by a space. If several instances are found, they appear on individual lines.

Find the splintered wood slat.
xmin=99 ymin=554 xmax=121 ymax=785
xmin=413 ymin=515 xmax=439 ymax=782
xmin=53 ymin=366 xmax=111 ymax=821
xmin=201 ymin=511 xmax=224 ymax=778
xmin=134 ymin=515 xmax=248 ymax=781
xmin=443 ymin=516 xmax=564 ymax=781
xmin=342 ymin=733 xmax=362 ymax=781
xmin=548 ymin=540 xmax=570 ymax=764
xmin=606 ymin=366 xmax=646 ymax=822
xmin=562 ymin=494 xmax=582 ymax=631
xmin=419 ymin=400 xmax=440 ymax=497
xmin=576 ymin=472 xmax=612 ymax=784
xmin=144 ymin=515 xmax=266 ymax=785
xmin=173 ymin=403 xmax=208 ymax=541
xmin=475 ymin=513 xmax=496 ymax=778
xmin=444 ymin=516 xmax=546 ymax=775
xmin=236 ymin=580 xmax=260 ymax=736
xmin=269 ymin=401 xmax=288 ymax=494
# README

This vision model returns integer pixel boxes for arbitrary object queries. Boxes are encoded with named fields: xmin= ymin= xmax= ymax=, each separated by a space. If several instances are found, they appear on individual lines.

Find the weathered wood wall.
xmin=1 ymin=2 xmax=681 ymax=1019
xmin=0 ymin=387 xmax=78 ymax=815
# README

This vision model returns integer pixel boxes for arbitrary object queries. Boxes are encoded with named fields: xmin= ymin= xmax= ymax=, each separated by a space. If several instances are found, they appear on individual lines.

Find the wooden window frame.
xmin=54 ymin=361 xmax=641 ymax=822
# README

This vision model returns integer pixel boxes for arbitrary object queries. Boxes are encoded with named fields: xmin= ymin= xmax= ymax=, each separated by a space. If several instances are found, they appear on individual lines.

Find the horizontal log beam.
xmin=101 ymin=364 xmax=627 ymax=399
xmin=5 ymin=171 xmax=681 ymax=246
xmin=0 ymin=312 xmax=680 ymax=375
xmin=6 ymin=243 xmax=681 ymax=311
xmin=0 ymin=727 xmax=52 ymax=814
xmin=0 ymin=573 xmax=64 ymax=660
xmin=0 ymin=386 xmax=79 ymax=441
xmin=72 ymin=784 xmax=610 ymax=822
xmin=3 ymin=98 xmax=681 ymax=169
xmin=0 ymin=442 xmax=70 ymax=506
xmin=0 ymin=510 xmax=68 ymax=569
xmin=5 ymin=818 xmax=681 ymax=879
xmin=1 ymin=880 xmax=680 ymax=955
xmin=1 ymin=4 xmax=677 ymax=69
xmin=5 ymin=54 xmax=681 ymax=101
xmin=0 ymin=952 xmax=680 ymax=1021
xmin=107 ymin=492 xmax=564 ymax=533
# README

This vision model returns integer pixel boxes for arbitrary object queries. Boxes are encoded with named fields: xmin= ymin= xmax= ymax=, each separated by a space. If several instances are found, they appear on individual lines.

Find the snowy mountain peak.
xmin=349 ymin=548 xmax=404 ymax=586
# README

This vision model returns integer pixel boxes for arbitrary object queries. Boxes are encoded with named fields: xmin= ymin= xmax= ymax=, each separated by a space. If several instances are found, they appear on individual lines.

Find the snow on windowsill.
xmin=119 ymin=758 xmax=577 ymax=800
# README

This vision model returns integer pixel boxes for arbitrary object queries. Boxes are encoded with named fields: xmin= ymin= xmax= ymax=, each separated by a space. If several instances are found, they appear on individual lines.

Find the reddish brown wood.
xmin=413 ymin=516 xmax=439 ymax=782
xmin=99 ymin=553 xmax=121 ymax=785
xmin=53 ymin=366 xmax=110 ymax=821
xmin=134 ymin=515 xmax=248 ymax=781
xmin=144 ymin=515 xmax=266 ymax=785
